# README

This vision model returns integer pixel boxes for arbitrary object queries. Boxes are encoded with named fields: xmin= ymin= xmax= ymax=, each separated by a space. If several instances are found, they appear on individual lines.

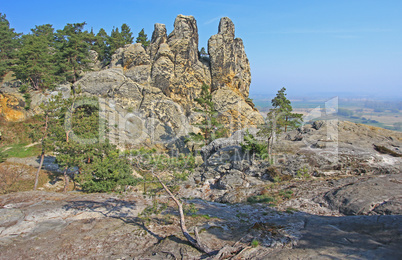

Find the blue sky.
xmin=1 ymin=0 xmax=401 ymax=100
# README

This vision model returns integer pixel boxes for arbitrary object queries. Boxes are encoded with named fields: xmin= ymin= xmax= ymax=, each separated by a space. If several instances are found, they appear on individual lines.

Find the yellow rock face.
xmin=0 ymin=93 xmax=26 ymax=121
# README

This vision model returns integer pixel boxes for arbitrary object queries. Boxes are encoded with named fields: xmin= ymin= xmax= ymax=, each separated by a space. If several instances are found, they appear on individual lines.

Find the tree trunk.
xmin=34 ymin=115 xmax=48 ymax=190
xmin=63 ymin=166 xmax=69 ymax=192
xmin=34 ymin=152 xmax=44 ymax=190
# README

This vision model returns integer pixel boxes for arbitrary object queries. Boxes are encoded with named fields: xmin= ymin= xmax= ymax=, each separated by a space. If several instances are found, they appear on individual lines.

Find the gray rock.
xmin=208 ymin=17 xmax=251 ymax=98
xmin=149 ymin=23 xmax=168 ymax=61
xmin=324 ymin=174 xmax=402 ymax=215
xmin=201 ymin=128 xmax=259 ymax=162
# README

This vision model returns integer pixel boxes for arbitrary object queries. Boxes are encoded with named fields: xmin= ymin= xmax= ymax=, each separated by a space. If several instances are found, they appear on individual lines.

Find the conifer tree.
xmin=270 ymin=87 xmax=303 ymax=132
xmin=13 ymin=24 xmax=59 ymax=90
xmin=258 ymin=87 xmax=303 ymax=157
xmin=187 ymin=83 xmax=227 ymax=149
xmin=0 ymin=13 xmax=20 ymax=81
xmin=55 ymin=22 xmax=92 ymax=83
xmin=29 ymin=92 xmax=135 ymax=192
xmin=136 ymin=28 xmax=150 ymax=48
xmin=121 ymin=23 xmax=134 ymax=45
xmin=108 ymin=27 xmax=125 ymax=56
xmin=93 ymin=28 xmax=110 ymax=63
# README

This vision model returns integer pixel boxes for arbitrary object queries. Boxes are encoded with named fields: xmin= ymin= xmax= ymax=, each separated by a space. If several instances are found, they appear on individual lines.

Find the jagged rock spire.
xmin=208 ymin=17 xmax=251 ymax=98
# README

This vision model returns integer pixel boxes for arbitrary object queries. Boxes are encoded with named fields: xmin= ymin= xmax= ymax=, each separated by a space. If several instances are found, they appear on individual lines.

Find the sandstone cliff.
xmin=73 ymin=15 xmax=263 ymax=149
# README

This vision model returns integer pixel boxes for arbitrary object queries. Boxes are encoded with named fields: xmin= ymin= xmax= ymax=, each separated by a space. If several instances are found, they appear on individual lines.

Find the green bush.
xmin=78 ymin=148 xmax=139 ymax=193
xmin=184 ymin=203 xmax=198 ymax=216
xmin=279 ymin=190 xmax=293 ymax=199
xmin=251 ymin=239 xmax=259 ymax=248
xmin=240 ymin=130 xmax=267 ymax=158
xmin=23 ymin=93 xmax=32 ymax=110
xmin=247 ymin=195 xmax=276 ymax=204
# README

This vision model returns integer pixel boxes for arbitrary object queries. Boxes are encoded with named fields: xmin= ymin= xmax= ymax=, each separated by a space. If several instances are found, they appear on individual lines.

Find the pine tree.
xmin=13 ymin=24 xmax=59 ymax=90
xmin=121 ymin=23 xmax=134 ymax=45
xmin=93 ymin=28 xmax=110 ymax=63
xmin=29 ymin=92 xmax=136 ymax=192
xmin=258 ymin=87 xmax=303 ymax=158
xmin=136 ymin=28 xmax=150 ymax=48
xmin=55 ymin=22 xmax=92 ymax=83
xmin=0 ymin=13 xmax=20 ymax=81
xmin=108 ymin=27 xmax=125 ymax=56
xmin=270 ymin=87 xmax=303 ymax=132
xmin=186 ymin=83 xmax=227 ymax=149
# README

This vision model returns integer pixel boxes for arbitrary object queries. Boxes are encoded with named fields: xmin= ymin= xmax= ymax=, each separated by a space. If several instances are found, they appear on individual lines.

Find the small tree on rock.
xmin=271 ymin=87 xmax=303 ymax=132
xmin=186 ymin=83 xmax=227 ymax=151
xmin=121 ymin=23 xmax=134 ymax=45
xmin=258 ymin=87 xmax=302 ymax=158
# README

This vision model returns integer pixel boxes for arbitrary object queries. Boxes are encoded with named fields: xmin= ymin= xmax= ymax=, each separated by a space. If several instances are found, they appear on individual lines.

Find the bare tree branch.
xmin=152 ymin=170 xmax=213 ymax=255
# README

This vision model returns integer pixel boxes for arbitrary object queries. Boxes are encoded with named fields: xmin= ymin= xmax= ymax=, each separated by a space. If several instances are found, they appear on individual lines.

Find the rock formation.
xmin=208 ymin=17 xmax=251 ymax=98
xmin=0 ymin=15 xmax=263 ymax=150
xmin=72 ymin=15 xmax=263 ymax=149
xmin=0 ymin=84 xmax=27 ymax=121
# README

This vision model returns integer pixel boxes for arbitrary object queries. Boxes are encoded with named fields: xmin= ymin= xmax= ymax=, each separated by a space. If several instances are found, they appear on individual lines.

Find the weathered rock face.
xmin=164 ymin=15 xmax=211 ymax=108
xmin=75 ymin=68 xmax=190 ymax=150
xmin=0 ymin=87 xmax=27 ymax=122
xmin=208 ymin=17 xmax=251 ymax=98
xmin=72 ymin=15 xmax=263 ymax=149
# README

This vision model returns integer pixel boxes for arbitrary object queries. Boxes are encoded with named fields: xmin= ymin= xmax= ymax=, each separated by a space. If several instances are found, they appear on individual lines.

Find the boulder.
xmin=123 ymin=43 xmax=151 ymax=85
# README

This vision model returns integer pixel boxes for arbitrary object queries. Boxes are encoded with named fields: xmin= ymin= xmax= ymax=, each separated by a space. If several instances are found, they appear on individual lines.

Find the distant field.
xmin=255 ymin=99 xmax=402 ymax=132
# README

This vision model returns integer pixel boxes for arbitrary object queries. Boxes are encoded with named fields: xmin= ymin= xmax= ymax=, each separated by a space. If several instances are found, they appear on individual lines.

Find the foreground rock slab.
xmin=1 ymin=190 xmax=401 ymax=259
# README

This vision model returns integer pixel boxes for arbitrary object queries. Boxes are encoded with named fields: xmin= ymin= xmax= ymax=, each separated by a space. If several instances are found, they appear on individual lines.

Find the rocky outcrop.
xmin=184 ymin=120 xmax=402 ymax=203
xmin=71 ymin=15 xmax=263 ymax=149
xmin=164 ymin=15 xmax=211 ymax=108
xmin=76 ymin=68 xmax=190 ymax=149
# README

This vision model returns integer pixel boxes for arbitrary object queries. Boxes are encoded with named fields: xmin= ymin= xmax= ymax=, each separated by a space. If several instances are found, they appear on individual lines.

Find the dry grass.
xmin=0 ymin=117 xmax=41 ymax=147
xmin=1 ymin=71 xmax=16 ymax=83
xmin=0 ymin=162 xmax=51 ymax=194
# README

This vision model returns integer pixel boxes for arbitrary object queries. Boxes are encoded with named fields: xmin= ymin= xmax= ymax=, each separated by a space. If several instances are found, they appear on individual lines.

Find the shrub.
xmin=279 ymin=190 xmax=293 ymax=199
xmin=251 ymin=239 xmax=259 ymax=248
xmin=247 ymin=195 xmax=276 ymax=204
xmin=78 ymin=148 xmax=139 ymax=193
xmin=240 ymin=130 xmax=267 ymax=158
xmin=184 ymin=203 xmax=198 ymax=216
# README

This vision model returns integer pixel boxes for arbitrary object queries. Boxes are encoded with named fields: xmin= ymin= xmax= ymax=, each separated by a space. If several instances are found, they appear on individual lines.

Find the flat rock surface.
xmin=324 ymin=173 xmax=402 ymax=215
xmin=0 ymin=188 xmax=401 ymax=259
